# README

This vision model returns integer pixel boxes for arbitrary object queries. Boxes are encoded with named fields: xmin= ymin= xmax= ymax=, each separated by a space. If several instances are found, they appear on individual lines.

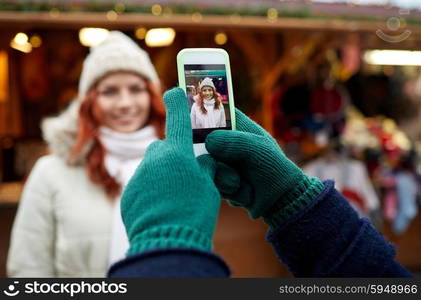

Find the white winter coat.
xmin=190 ymin=99 xmax=226 ymax=129
xmin=7 ymin=101 xmax=114 ymax=277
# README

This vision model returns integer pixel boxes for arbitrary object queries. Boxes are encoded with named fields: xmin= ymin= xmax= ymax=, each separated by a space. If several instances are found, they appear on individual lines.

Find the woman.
xmin=190 ymin=77 xmax=226 ymax=129
xmin=7 ymin=31 xmax=165 ymax=277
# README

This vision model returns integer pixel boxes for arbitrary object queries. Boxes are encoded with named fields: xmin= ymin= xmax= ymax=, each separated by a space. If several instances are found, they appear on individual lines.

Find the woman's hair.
xmin=197 ymin=85 xmax=222 ymax=114
xmin=71 ymin=79 xmax=165 ymax=199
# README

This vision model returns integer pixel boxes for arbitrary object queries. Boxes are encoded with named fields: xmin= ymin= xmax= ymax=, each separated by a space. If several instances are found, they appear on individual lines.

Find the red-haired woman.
xmin=190 ymin=77 xmax=226 ymax=129
xmin=7 ymin=31 xmax=165 ymax=277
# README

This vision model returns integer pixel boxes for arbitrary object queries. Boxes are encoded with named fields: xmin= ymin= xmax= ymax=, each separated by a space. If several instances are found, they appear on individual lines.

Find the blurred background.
xmin=1 ymin=0 xmax=421 ymax=277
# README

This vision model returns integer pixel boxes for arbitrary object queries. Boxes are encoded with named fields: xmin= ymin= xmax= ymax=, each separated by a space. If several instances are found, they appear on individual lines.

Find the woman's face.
xmin=201 ymin=86 xmax=214 ymax=100
xmin=96 ymin=72 xmax=151 ymax=133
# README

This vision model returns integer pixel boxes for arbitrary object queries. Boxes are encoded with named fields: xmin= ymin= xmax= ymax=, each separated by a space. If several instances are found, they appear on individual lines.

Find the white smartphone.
xmin=177 ymin=48 xmax=236 ymax=156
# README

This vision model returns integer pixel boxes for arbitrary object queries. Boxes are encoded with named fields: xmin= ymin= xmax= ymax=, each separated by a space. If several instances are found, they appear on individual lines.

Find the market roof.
xmin=1 ymin=0 xmax=421 ymax=37
xmin=1 ymin=0 xmax=421 ymax=20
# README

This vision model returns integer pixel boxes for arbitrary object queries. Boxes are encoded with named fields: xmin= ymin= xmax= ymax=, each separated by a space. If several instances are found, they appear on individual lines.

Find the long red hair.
xmin=71 ymin=79 xmax=165 ymax=199
xmin=197 ymin=86 xmax=222 ymax=114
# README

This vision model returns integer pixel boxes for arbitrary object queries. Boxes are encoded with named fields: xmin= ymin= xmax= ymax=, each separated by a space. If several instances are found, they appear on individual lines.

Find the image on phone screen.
xmin=184 ymin=64 xmax=232 ymax=143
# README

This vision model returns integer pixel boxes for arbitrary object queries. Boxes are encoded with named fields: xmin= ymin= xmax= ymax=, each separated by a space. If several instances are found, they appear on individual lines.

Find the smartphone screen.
xmin=184 ymin=64 xmax=232 ymax=143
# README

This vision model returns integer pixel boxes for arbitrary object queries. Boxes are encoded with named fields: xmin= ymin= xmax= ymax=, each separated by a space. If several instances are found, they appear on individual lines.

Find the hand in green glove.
xmin=206 ymin=109 xmax=324 ymax=230
xmin=121 ymin=87 xmax=221 ymax=256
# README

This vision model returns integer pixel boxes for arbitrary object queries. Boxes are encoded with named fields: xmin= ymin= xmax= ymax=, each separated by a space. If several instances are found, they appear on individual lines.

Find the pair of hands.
xmin=121 ymin=88 xmax=322 ymax=255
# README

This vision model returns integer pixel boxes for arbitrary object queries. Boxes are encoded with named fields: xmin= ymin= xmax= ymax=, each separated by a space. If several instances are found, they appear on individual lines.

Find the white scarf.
xmin=204 ymin=98 xmax=216 ymax=108
xmin=98 ymin=125 xmax=158 ymax=266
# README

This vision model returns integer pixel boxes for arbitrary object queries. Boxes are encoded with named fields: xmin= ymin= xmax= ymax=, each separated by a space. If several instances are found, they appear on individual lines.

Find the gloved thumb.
xmin=197 ymin=156 xmax=241 ymax=196
xmin=196 ymin=154 xmax=217 ymax=179
xmin=214 ymin=162 xmax=241 ymax=196
xmin=205 ymin=130 xmax=267 ymax=164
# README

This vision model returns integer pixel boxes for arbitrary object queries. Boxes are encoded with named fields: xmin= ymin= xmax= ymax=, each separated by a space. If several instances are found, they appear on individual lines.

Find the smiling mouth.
xmin=114 ymin=116 xmax=139 ymax=124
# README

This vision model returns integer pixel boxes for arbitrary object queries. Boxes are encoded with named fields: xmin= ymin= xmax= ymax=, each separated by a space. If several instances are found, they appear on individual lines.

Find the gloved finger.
xmin=125 ymin=140 xmax=162 ymax=188
xmin=234 ymin=109 xmax=273 ymax=140
xmin=214 ymin=162 xmax=241 ymax=195
xmin=197 ymin=154 xmax=217 ymax=179
xmin=205 ymin=129 xmax=269 ymax=164
xmin=163 ymin=87 xmax=192 ymax=145
xmin=144 ymin=140 xmax=162 ymax=156
xmin=224 ymin=180 xmax=255 ymax=215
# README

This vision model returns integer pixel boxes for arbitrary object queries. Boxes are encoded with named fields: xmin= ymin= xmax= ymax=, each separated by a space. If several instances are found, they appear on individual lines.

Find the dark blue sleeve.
xmin=266 ymin=181 xmax=413 ymax=278
xmin=107 ymin=248 xmax=230 ymax=278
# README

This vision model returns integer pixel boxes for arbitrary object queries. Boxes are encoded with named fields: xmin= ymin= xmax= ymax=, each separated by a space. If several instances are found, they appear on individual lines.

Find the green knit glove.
xmin=206 ymin=109 xmax=324 ymax=230
xmin=121 ymin=88 xmax=221 ymax=256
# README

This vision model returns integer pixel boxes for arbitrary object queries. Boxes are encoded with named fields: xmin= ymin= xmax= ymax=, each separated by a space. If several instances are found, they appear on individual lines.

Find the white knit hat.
xmin=78 ymin=31 xmax=159 ymax=99
xmin=199 ymin=77 xmax=216 ymax=90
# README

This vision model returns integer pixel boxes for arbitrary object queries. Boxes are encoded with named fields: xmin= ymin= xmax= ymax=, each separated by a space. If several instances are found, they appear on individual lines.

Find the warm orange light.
xmin=145 ymin=28 xmax=176 ymax=47
xmin=0 ymin=51 xmax=9 ymax=102
xmin=10 ymin=32 xmax=32 ymax=53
